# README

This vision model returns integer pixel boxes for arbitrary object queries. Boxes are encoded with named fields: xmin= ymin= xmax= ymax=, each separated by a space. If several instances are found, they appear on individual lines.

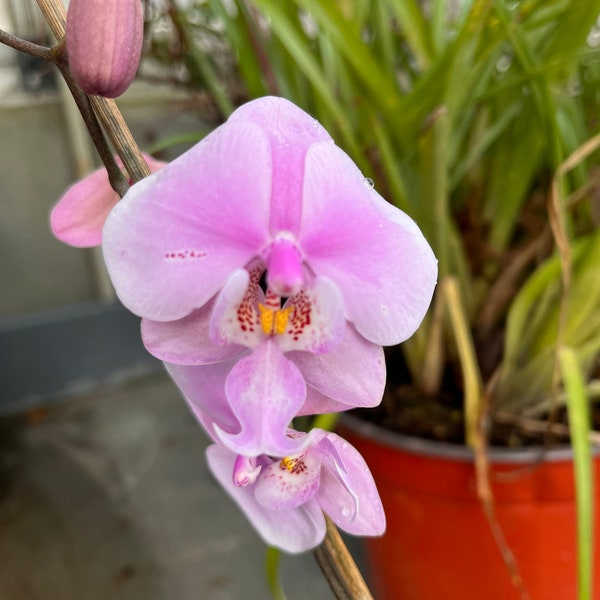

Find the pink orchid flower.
xmin=102 ymin=97 xmax=437 ymax=348
xmin=170 ymin=367 xmax=385 ymax=552
xmin=206 ymin=428 xmax=385 ymax=553
xmin=101 ymin=98 xmax=436 ymax=446
xmin=50 ymin=154 xmax=165 ymax=247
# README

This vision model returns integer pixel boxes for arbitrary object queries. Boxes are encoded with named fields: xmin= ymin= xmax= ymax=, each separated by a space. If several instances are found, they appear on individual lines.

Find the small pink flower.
xmin=169 ymin=365 xmax=385 ymax=552
xmin=66 ymin=0 xmax=144 ymax=98
xmin=50 ymin=155 xmax=165 ymax=247
xmin=206 ymin=428 xmax=386 ymax=553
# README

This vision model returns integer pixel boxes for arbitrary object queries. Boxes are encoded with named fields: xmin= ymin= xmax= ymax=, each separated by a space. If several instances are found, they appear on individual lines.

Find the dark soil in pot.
xmin=352 ymin=346 xmax=586 ymax=448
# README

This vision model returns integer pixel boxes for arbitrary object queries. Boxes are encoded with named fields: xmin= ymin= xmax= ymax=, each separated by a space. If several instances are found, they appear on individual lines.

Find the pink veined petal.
xmin=206 ymin=444 xmax=326 ymax=553
xmin=254 ymin=451 xmax=321 ymax=510
xmin=142 ymin=299 xmax=244 ymax=365
xmin=314 ymin=432 xmax=386 ymax=537
xmin=278 ymin=276 xmax=345 ymax=355
xmin=288 ymin=323 xmax=386 ymax=410
xmin=299 ymin=141 xmax=438 ymax=346
xmin=165 ymin=358 xmax=244 ymax=438
xmin=229 ymin=96 xmax=332 ymax=234
xmin=214 ymin=340 xmax=308 ymax=457
xmin=209 ymin=268 xmax=263 ymax=349
xmin=50 ymin=166 xmax=118 ymax=247
xmin=102 ymin=120 xmax=273 ymax=321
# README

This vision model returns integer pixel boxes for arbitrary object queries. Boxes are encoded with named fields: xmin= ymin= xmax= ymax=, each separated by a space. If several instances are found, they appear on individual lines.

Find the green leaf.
xmin=250 ymin=0 xmax=366 ymax=163
xmin=560 ymin=347 xmax=595 ymax=600
xmin=289 ymin=0 xmax=402 ymax=113
xmin=265 ymin=546 xmax=287 ymax=600
xmin=387 ymin=0 xmax=435 ymax=69
xmin=209 ymin=0 xmax=268 ymax=98
xmin=170 ymin=7 xmax=234 ymax=118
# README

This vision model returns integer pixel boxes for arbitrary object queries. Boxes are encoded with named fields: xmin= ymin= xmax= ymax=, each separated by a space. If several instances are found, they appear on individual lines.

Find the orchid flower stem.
xmin=0 ymin=21 xmax=126 ymax=193
xmin=0 ymin=28 xmax=51 ymax=60
xmin=52 ymin=47 xmax=129 ymax=197
xmin=313 ymin=516 xmax=374 ymax=600
xmin=88 ymin=95 xmax=151 ymax=182
xmin=35 ymin=0 xmax=151 ymax=188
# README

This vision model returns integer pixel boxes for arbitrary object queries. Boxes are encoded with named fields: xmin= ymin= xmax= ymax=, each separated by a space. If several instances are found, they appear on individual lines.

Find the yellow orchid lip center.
xmin=279 ymin=456 xmax=307 ymax=474
xmin=258 ymin=303 xmax=293 ymax=336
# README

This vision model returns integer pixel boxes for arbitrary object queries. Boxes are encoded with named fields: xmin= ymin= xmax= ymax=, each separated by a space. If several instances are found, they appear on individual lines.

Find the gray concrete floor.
xmin=0 ymin=373 xmax=368 ymax=600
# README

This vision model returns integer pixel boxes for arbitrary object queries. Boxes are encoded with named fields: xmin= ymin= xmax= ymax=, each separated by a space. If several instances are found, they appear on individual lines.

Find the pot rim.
xmin=339 ymin=413 xmax=599 ymax=464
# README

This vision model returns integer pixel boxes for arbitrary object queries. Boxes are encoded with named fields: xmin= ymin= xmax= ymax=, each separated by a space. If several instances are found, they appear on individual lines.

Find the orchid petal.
xmin=254 ymin=451 xmax=321 ymax=510
xmin=299 ymin=142 xmax=437 ymax=346
xmin=50 ymin=155 xmax=165 ymax=248
xmin=210 ymin=268 xmax=263 ymax=349
xmin=230 ymin=96 xmax=332 ymax=234
xmin=289 ymin=324 xmax=386 ymax=409
xmin=315 ymin=432 xmax=385 ymax=536
xmin=214 ymin=340 xmax=307 ymax=457
xmin=297 ymin=384 xmax=356 ymax=416
xmin=102 ymin=121 xmax=272 ymax=321
xmin=206 ymin=444 xmax=326 ymax=553
xmin=165 ymin=359 xmax=243 ymax=437
xmin=278 ymin=276 xmax=345 ymax=355
xmin=50 ymin=167 xmax=117 ymax=247
xmin=142 ymin=299 xmax=244 ymax=365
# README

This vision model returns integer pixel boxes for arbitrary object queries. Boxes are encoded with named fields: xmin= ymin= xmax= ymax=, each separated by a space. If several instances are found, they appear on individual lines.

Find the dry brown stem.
xmin=313 ymin=516 xmax=374 ymax=600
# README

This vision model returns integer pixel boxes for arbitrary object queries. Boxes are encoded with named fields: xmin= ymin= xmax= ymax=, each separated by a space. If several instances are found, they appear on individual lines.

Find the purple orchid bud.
xmin=66 ymin=0 xmax=144 ymax=98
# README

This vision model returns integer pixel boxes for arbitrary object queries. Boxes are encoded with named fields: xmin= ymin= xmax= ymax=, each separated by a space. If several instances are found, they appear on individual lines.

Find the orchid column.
xmin=99 ymin=96 xmax=438 ymax=551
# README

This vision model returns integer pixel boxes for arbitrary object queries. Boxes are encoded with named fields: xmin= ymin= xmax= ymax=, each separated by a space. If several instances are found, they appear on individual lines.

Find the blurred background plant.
xmin=140 ymin=0 xmax=600 ymax=447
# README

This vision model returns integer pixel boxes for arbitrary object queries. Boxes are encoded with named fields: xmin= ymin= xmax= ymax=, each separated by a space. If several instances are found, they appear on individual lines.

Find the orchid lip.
xmin=211 ymin=267 xmax=345 ymax=356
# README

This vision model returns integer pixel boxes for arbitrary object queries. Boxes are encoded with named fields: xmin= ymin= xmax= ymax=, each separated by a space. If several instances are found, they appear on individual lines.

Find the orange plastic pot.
xmin=338 ymin=414 xmax=600 ymax=600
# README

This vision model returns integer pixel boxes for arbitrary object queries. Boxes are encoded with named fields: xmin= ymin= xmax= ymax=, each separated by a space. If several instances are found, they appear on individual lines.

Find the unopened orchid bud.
xmin=66 ymin=0 xmax=143 ymax=98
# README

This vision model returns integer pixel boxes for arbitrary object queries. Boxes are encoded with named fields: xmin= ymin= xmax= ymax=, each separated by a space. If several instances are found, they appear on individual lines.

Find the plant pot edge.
xmin=339 ymin=412 xmax=594 ymax=464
